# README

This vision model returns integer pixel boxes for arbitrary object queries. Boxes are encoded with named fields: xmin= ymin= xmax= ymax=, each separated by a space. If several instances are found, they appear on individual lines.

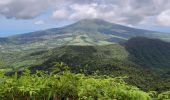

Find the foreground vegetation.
xmin=0 ymin=70 xmax=149 ymax=100
xmin=1 ymin=38 xmax=170 ymax=92
xmin=0 ymin=66 xmax=169 ymax=100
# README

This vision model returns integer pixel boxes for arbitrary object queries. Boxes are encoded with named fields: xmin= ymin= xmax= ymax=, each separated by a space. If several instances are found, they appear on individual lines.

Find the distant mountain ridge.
xmin=1 ymin=19 xmax=170 ymax=52
xmin=3 ymin=37 xmax=170 ymax=72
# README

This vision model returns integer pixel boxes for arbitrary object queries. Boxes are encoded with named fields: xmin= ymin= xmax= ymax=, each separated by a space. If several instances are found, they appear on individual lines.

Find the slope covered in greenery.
xmin=1 ymin=68 xmax=170 ymax=100
xmin=1 ymin=37 xmax=170 ymax=92
xmin=125 ymin=37 xmax=170 ymax=70
xmin=0 ymin=19 xmax=170 ymax=99
xmin=1 ymin=38 xmax=168 ymax=92
xmin=1 ymin=19 xmax=170 ymax=53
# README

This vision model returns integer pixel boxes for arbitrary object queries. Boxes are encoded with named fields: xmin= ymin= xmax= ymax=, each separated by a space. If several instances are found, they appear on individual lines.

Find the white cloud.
xmin=0 ymin=0 xmax=52 ymax=19
xmin=1 ymin=0 xmax=170 ymax=26
xmin=51 ymin=0 xmax=170 ymax=25
xmin=34 ymin=20 xmax=45 ymax=25
xmin=52 ymin=9 xmax=69 ymax=20
xmin=0 ymin=0 xmax=12 ymax=5
xmin=157 ymin=10 xmax=170 ymax=26
xmin=69 ymin=4 xmax=98 ymax=20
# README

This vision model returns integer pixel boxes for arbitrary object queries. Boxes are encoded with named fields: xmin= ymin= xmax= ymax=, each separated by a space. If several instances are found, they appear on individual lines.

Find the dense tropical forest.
xmin=0 ymin=63 xmax=170 ymax=100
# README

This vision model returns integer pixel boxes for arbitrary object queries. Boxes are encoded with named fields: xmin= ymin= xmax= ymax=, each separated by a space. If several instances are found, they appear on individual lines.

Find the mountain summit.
xmin=1 ymin=19 xmax=170 ymax=52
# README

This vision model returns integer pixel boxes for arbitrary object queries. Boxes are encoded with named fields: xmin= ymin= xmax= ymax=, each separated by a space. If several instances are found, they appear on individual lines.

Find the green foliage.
xmin=0 ymin=69 xmax=155 ymax=100
xmin=0 ymin=60 xmax=5 ymax=67
xmin=158 ymin=91 xmax=170 ymax=100
xmin=2 ymin=43 xmax=170 ymax=92
xmin=148 ymin=91 xmax=158 ymax=98
xmin=1 ymin=37 xmax=170 ymax=93
xmin=125 ymin=37 xmax=170 ymax=69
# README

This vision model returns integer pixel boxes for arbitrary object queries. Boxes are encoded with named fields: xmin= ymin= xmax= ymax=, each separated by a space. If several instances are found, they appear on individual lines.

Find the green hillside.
xmin=125 ymin=37 xmax=170 ymax=70
xmin=1 ymin=37 xmax=170 ymax=91
xmin=1 ymin=19 xmax=170 ymax=53
xmin=4 ymin=37 xmax=170 ymax=71
xmin=1 ymin=19 xmax=170 ymax=95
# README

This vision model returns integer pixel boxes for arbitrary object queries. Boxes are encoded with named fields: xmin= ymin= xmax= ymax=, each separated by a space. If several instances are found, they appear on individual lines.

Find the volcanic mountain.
xmin=1 ymin=19 xmax=170 ymax=52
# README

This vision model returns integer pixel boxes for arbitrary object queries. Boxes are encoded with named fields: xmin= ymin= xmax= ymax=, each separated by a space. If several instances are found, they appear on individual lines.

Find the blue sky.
xmin=1 ymin=0 xmax=170 ymax=37
xmin=0 ymin=15 xmax=58 ymax=37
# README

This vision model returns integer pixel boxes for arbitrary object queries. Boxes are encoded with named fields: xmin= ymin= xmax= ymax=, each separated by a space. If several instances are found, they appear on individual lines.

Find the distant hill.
xmin=124 ymin=37 xmax=170 ymax=70
xmin=0 ymin=38 xmax=10 ymax=44
xmin=1 ymin=37 xmax=170 ymax=91
xmin=2 ymin=37 xmax=170 ymax=71
xmin=1 ymin=19 xmax=170 ymax=52
xmin=24 ymin=37 xmax=170 ymax=72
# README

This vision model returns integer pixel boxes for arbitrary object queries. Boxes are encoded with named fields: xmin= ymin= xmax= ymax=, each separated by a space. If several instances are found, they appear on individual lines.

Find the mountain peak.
xmin=64 ymin=18 xmax=115 ymax=31
xmin=2 ymin=18 xmax=170 ymax=47
xmin=78 ymin=18 xmax=108 ymax=23
xmin=75 ymin=18 xmax=112 ymax=25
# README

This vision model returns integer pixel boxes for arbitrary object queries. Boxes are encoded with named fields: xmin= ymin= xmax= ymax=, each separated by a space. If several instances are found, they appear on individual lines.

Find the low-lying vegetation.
xmin=0 ymin=64 xmax=169 ymax=100
xmin=0 ymin=70 xmax=149 ymax=100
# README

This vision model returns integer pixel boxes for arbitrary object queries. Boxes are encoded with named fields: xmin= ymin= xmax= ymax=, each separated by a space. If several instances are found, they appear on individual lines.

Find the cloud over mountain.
xmin=0 ymin=0 xmax=51 ymax=19
xmin=1 ymin=0 xmax=170 ymax=26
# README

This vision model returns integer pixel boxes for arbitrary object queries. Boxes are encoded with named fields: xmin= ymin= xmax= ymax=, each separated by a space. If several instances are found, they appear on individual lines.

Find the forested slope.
xmin=125 ymin=37 xmax=170 ymax=70
xmin=1 ymin=37 xmax=170 ymax=92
